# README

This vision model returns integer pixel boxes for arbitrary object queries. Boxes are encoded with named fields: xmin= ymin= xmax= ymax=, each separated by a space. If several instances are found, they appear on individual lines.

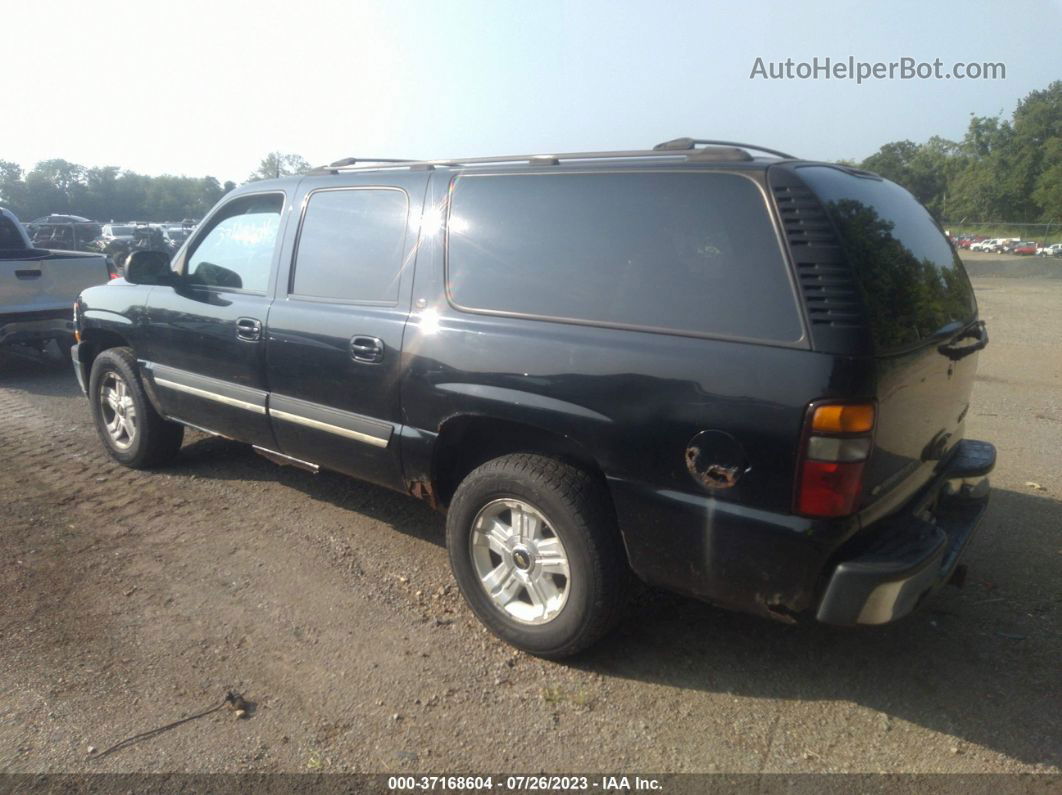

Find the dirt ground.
xmin=0 ymin=266 xmax=1059 ymax=775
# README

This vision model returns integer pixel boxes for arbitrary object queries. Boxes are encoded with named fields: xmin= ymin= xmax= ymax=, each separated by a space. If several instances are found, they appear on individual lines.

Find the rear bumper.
xmin=0 ymin=309 xmax=74 ymax=346
xmin=611 ymin=438 xmax=995 ymax=625
xmin=816 ymin=439 xmax=995 ymax=626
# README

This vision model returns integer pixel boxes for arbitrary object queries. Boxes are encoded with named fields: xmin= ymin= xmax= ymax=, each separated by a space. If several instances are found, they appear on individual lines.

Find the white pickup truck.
xmin=1 ymin=207 xmax=113 ymax=360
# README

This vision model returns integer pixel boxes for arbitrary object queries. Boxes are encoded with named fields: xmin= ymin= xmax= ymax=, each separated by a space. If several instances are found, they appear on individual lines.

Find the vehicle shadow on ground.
xmin=173 ymin=434 xmax=446 ymax=547
xmin=577 ymin=487 xmax=1061 ymax=767
xmin=0 ymin=349 xmax=81 ymax=398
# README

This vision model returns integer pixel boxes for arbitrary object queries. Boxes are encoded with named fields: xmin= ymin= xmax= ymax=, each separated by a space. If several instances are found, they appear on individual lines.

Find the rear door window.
xmin=446 ymin=171 xmax=804 ymax=343
xmin=291 ymin=188 xmax=409 ymax=303
xmin=797 ymin=166 xmax=976 ymax=352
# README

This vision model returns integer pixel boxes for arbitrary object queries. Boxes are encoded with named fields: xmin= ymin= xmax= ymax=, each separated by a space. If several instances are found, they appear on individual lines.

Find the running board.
xmin=252 ymin=445 xmax=320 ymax=474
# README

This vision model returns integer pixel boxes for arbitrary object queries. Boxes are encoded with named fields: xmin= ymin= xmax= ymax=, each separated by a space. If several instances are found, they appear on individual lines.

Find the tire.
xmin=88 ymin=347 xmax=183 ymax=468
xmin=446 ymin=453 xmax=628 ymax=658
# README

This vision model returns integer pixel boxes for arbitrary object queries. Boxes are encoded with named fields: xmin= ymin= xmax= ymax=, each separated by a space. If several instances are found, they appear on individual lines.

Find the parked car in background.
xmin=970 ymin=238 xmax=998 ymax=252
xmin=1038 ymin=243 xmax=1062 ymax=258
xmin=1012 ymin=242 xmax=1038 ymax=256
xmin=1 ymin=207 xmax=112 ymax=360
xmin=26 ymin=214 xmax=93 ymax=225
xmin=161 ymin=225 xmax=192 ymax=252
xmin=100 ymin=224 xmax=136 ymax=246
xmin=71 ymin=140 xmax=995 ymax=657
xmin=27 ymin=219 xmax=103 ymax=253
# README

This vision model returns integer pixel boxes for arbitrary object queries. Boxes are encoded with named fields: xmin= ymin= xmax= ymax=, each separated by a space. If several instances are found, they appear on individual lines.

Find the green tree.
xmin=0 ymin=160 xmax=28 ymax=216
xmin=1032 ymin=137 xmax=1062 ymax=222
xmin=248 ymin=152 xmax=311 ymax=182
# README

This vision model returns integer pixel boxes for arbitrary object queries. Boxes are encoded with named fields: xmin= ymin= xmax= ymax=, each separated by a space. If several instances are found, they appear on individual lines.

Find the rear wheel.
xmin=446 ymin=453 xmax=627 ymax=658
xmin=89 ymin=347 xmax=183 ymax=468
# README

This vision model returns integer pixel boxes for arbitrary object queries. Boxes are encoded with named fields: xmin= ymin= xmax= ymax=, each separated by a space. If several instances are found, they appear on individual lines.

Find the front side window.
xmin=291 ymin=188 xmax=409 ymax=303
xmin=446 ymin=171 xmax=803 ymax=342
xmin=185 ymin=194 xmax=283 ymax=292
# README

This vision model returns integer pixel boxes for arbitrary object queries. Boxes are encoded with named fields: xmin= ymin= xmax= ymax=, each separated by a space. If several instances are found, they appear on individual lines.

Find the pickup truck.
xmin=1 ymin=207 xmax=113 ymax=360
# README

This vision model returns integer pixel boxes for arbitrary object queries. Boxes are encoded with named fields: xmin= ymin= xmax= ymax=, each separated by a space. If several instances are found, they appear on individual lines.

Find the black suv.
xmin=72 ymin=139 xmax=995 ymax=657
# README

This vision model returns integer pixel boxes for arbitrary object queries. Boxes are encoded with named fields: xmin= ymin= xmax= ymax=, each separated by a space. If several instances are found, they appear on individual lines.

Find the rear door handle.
xmin=15 ymin=269 xmax=42 ymax=280
xmin=236 ymin=317 xmax=262 ymax=342
xmin=350 ymin=335 xmax=384 ymax=363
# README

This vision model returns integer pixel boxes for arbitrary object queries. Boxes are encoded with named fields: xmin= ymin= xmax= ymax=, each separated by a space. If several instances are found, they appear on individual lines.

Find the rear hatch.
xmin=774 ymin=165 xmax=982 ymax=517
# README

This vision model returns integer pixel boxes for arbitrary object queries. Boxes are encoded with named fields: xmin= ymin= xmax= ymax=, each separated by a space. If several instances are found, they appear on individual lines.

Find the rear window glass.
xmin=446 ymin=172 xmax=803 ymax=342
xmin=797 ymin=166 xmax=976 ymax=352
xmin=0 ymin=215 xmax=26 ymax=249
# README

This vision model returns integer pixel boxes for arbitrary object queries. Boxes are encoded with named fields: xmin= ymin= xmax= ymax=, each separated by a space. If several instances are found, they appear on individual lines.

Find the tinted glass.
xmin=0 ymin=215 xmax=26 ymax=249
xmin=798 ymin=166 xmax=976 ymax=352
xmin=292 ymin=188 xmax=409 ymax=303
xmin=186 ymin=194 xmax=283 ymax=292
xmin=447 ymin=172 xmax=803 ymax=342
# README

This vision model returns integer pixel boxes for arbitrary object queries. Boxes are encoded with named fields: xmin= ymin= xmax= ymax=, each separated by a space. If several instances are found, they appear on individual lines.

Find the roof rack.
xmin=310 ymin=156 xmax=415 ymax=175
xmin=310 ymin=139 xmax=796 ymax=175
xmin=653 ymin=138 xmax=797 ymax=160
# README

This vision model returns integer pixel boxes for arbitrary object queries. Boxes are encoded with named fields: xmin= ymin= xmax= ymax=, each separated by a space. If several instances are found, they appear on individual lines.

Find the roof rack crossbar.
xmin=653 ymin=138 xmax=797 ymax=159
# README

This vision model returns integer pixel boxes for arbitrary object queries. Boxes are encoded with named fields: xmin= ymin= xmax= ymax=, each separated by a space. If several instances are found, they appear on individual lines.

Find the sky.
xmin=5 ymin=0 xmax=1060 ymax=183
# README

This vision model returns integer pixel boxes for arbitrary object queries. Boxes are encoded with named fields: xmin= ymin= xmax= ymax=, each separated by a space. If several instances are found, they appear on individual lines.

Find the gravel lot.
xmin=1 ymin=264 xmax=1059 ymax=775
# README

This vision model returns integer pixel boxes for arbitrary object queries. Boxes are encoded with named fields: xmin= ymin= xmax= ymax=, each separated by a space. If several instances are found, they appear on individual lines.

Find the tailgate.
xmin=791 ymin=165 xmax=983 ymax=513
xmin=0 ymin=252 xmax=50 ymax=314
xmin=864 ymin=324 xmax=981 ymax=509
xmin=13 ymin=251 xmax=110 ymax=314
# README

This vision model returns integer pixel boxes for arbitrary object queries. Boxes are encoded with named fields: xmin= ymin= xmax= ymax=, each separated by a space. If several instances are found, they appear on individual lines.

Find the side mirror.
xmin=125 ymin=249 xmax=176 ymax=286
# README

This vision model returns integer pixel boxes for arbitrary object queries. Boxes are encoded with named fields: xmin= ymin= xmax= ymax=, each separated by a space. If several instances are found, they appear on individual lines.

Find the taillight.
xmin=795 ymin=401 xmax=875 ymax=518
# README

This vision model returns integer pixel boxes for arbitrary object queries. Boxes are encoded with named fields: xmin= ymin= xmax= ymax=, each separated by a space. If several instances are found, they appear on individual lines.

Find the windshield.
xmin=109 ymin=225 xmax=134 ymax=236
xmin=798 ymin=166 xmax=976 ymax=353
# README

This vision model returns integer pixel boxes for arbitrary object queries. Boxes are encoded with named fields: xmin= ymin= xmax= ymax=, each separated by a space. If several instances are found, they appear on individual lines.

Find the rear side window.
xmin=797 ymin=166 xmax=976 ymax=352
xmin=292 ymin=188 xmax=409 ymax=303
xmin=446 ymin=172 xmax=803 ymax=342
xmin=186 ymin=193 xmax=283 ymax=292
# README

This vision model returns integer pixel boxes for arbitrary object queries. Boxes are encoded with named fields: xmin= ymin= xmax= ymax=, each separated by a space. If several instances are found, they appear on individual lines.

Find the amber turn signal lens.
xmin=811 ymin=403 xmax=875 ymax=434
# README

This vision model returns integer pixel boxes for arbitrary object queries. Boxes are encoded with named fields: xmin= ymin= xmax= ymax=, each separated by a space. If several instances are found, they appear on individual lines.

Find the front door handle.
xmin=236 ymin=317 xmax=262 ymax=342
xmin=350 ymin=335 xmax=384 ymax=363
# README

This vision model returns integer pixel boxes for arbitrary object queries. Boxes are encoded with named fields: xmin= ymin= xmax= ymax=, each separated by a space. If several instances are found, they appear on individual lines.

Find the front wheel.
xmin=88 ymin=347 xmax=183 ymax=468
xmin=446 ymin=453 xmax=628 ymax=658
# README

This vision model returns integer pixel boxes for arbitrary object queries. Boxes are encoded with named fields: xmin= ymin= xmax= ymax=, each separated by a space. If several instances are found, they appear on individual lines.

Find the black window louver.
xmin=773 ymin=184 xmax=865 ymax=329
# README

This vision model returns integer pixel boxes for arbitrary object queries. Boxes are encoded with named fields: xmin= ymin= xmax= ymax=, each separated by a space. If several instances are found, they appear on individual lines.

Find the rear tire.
xmin=89 ymin=347 xmax=183 ymax=468
xmin=446 ymin=453 xmax=627 ymax=658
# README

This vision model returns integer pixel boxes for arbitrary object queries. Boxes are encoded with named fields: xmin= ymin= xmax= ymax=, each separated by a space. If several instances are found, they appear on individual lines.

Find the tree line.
xmin=2 ymin=81 xmax=1059 ymax=225
xmin=853 ymin=81 xmax=1061 ymax=224
xmin=0 ymin=152 xmax=312 ymax=224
